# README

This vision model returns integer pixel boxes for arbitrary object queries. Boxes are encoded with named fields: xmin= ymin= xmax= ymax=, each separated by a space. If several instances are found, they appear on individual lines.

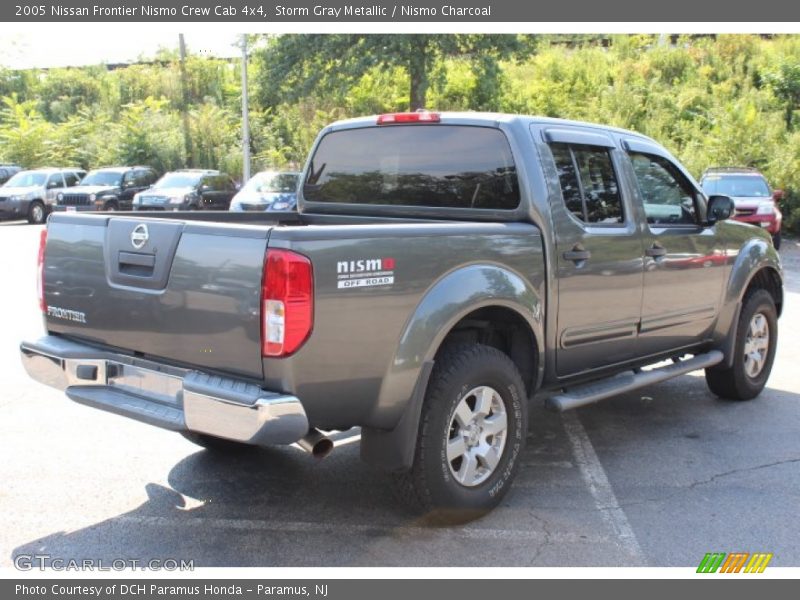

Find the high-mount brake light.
xmin=261 ymin=249 xmax=314 ymax=357
xmin=376 ymin=112 xmax=441 ymax=125
xmin=37 ymin=229 xmax=47 ymax=313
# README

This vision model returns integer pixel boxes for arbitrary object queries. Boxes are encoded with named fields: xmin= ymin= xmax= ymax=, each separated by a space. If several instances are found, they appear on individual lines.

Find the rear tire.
xmin=27 ymin=200 xmax=45 ymax=224
xmin=392 ymin=344 xmax=528 ymax=524
xmin=705 ymin=289 xmax=778 ymax=401
xmin=181 ymin=431 xmax=253 ymax=453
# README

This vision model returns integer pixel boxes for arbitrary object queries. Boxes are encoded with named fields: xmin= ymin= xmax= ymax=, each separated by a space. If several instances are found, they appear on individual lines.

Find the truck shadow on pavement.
xmin=11 ymin=377 xmax=800 ymax=567
xmin=17 ymin=428 xmax=557 ymax=567
xmin=9 ymin=408 xmax=584 ymax=567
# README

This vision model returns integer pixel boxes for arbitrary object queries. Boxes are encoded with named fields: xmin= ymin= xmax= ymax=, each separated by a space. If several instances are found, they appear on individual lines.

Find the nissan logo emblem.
xmin=131 ymin=224 xmax=149 ymax=250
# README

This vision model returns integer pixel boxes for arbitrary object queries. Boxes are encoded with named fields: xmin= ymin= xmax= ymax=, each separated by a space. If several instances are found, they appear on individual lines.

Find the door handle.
xmin=645 ymin=243 xmax=667 ymax=258
xmin=563 ymin=246 xmax=591 ymax=263
xmin=118 ymin=251 xmax=155 ymax=268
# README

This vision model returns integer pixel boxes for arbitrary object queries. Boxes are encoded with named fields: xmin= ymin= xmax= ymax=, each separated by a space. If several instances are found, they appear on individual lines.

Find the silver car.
xmin=0 ymin=168 xmax=85 ymax=224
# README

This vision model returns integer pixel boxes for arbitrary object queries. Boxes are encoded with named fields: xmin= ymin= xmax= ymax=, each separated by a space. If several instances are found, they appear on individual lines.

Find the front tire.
xmin=27 ymin=200 xmax=46 ymax=224
xmin=706 ymin=289 xmax=778 ymax=401
xmin=772 ymin=231 xmax=782 ymax=250
xmin=392 ymin=344 xmax=528 ymax=523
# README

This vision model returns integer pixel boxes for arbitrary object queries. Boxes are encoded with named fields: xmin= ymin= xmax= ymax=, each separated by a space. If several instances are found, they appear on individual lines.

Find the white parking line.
xmin=111 ymin=514 xmax=612 ymax=544
xmin=561 ymin=411 xmax=647 ymax=566
xmin=521 ymin=459 xmax=574 ymax=468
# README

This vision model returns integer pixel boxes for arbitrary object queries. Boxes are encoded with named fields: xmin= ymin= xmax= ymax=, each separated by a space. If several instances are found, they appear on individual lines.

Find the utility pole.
xmin=240 ymin=34 xmax=251 ymax=183
xmin=178 ymin=34 xmax=193 ymax=168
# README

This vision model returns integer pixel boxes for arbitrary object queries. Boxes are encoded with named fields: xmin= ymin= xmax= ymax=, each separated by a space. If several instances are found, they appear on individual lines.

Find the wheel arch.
xmin=360 ymin=263 xmax=544 ymax=471
xmin=713 ymin=236 xmax=783 ymax=368
xmin=431 ymin=305 xmax=539 ymax=395
xmin=742 ymin=266 xmax=783 ymax=317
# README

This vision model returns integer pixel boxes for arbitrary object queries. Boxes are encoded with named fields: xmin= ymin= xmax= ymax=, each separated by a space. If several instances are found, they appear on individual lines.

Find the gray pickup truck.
xmin=21 ymin=112 xmax=783 ymax=522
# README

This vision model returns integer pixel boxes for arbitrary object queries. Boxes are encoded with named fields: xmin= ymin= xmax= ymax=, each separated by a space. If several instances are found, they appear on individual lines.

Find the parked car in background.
xmin=700 ymin=167 xmax=783 ymax=249
xmin=44 ymin=169 xmax=85 ymax=212
xmin=0 ymin=164 xmax=22 ymax=185
xmin=134 ymin=169 xmax=237 ymax=211
xmin=229 ymin=170 xmax=301 ymax=212
xmin=0 ymin=167 xmax=85 ymax=224
xmin=53 ymin=166 xmax=159 ymax=213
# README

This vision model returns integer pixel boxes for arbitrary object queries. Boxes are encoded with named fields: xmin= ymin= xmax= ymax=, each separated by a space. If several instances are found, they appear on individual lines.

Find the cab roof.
xmin=326 ymin=111 xmax=659 ymax=145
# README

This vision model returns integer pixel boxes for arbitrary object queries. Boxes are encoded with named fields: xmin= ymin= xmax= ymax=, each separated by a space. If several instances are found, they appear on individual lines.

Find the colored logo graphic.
xmin=697 ymin=552 xmax=773 ymax=573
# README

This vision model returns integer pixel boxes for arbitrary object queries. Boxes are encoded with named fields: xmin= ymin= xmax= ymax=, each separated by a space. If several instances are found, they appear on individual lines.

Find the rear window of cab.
xmin=303 ymin=125 xmax=520 ymax=210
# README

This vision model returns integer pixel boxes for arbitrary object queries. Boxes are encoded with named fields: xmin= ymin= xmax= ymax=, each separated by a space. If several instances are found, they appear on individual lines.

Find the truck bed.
xmin=42 ymin=210 xmax=545 ymax=430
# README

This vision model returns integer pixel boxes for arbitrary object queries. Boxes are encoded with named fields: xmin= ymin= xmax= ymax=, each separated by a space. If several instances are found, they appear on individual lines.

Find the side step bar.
xmin=545 ymin=351 xmax=724 ymax=412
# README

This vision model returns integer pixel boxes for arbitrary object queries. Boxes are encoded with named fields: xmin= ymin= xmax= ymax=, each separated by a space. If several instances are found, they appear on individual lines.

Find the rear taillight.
xmin=261 ymin=249 xmax=313 ymax=357
xmin=376 ymin=112 xmax=440 ymax=125
xmin=37 ymin=229 xmax=47 ymax=313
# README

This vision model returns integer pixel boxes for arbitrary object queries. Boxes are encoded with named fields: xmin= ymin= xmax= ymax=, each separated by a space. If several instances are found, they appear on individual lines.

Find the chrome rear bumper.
xmin=20 ymin=335 xmax=309 ymax=446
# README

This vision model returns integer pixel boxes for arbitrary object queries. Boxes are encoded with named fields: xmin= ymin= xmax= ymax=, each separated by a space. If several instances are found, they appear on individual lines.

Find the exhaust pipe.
xmin=297 ymin=429 xmax=334 ymax=459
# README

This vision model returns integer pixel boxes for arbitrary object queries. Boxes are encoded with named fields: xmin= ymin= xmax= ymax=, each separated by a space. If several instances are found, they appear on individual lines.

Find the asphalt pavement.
xmin=1 ymin=219 xmax=798 ymax=568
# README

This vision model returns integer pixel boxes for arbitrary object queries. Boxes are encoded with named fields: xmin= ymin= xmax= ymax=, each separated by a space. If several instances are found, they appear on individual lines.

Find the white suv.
xmin=0 ymin=168 xmax=85 ymax=224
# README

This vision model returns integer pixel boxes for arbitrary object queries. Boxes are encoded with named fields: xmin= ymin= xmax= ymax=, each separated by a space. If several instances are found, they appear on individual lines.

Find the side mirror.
xmin=772 ymin=189 xmax=784 ymax=203
xmin=707 ymin=194 xmax=735 ymax=225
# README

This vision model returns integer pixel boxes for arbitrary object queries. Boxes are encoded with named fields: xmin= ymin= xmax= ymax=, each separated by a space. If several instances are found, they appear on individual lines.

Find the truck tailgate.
xmin=42 ymin=214 xmax=269 ymax=379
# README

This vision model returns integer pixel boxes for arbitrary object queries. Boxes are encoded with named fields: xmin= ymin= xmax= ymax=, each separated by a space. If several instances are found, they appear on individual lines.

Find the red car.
xmin=700 ymin=167 xmax=783 ymax=249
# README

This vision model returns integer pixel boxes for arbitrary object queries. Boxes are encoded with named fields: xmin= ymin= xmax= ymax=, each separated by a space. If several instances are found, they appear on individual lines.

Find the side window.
xmin=144 ymin=169 xmax=158 ymax=185
xmin=122 ymin=171 xmax=135 ymax=186
xmin=47 ymin=173 xmax=65 ymax=189
xmin=551 ymin=144 xmax=584 ymax=220
xmin=628 ymin=152 xmax=699 ymax=226
xmin=550 ymin=143 xmax=624 ymax=225
xmin=63 ymin=172 xmax=80 ymax=187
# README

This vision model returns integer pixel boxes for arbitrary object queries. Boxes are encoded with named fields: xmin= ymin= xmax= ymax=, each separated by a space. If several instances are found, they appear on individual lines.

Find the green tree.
xmin=764 ymin=62 xmax=800 ymax=130
xmin=0 ymin=67 xmax=36 ymax=101
xmin=190 ymin=103 xmax=239 ymax=172
xmin=0 ymin=95 xmax=53 ymax=167
xmin=36 ymin=67 xmax=102 ymax=122
xmin=112 ymin=97 xmax=184 ymax=173
xmin=254 ymin=34 xmax=535 ymax=111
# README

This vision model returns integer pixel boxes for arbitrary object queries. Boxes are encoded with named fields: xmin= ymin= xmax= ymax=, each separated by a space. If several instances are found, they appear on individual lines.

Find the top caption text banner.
xmin=4 ymin=0 xmax=800 ymax=22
